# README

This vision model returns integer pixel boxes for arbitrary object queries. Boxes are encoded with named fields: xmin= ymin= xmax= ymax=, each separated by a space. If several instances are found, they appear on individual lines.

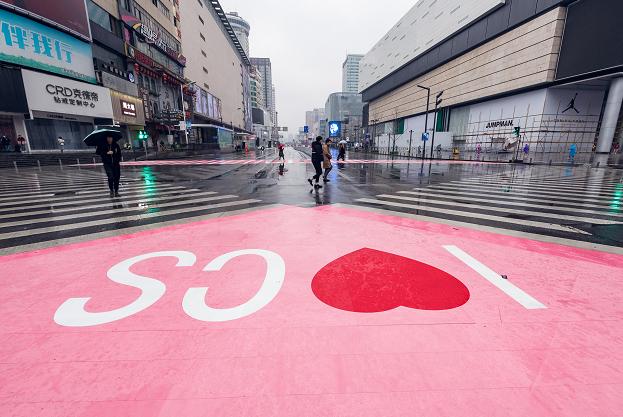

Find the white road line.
xmin=443 ymin=245 xmax=547 ymax=310
xmin=356 ymin=198 xmax=590 ymax=234
xmin=0 ymin=182 xmax=167 ymax=202
xmin=397 ymin=191 xmax=623 ymax=218
xmin=427 ymin=184 xmax=614 ymax=204
xmin=411 ymin=187 xmax=615 ymax=209
xmin=455 ymin=179 xmax=620 ymax=195
xmin=0 ymin=198 xmax=261 ymax=240
xmin=0 ymin=191 xmax=219 ymax=226
xmin=378 ymin=194 xmax=620 ymax=225
xmin=0 ymin=187 xmax=200 ymax=218
xmin=0 ymin=185 xmax=185 ymax=207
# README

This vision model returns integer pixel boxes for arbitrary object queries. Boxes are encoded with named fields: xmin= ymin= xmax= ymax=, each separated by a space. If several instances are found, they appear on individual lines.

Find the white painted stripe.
xmin=0 ymin=192 xmax=225 ymax=228
xmin=398 ymin=190 xmax=623 ymax=217
xmin=443 ymin=245 xmax=547 ymax=310
xmin=0 ymin=198 xmax=261 ymax=240
xmin=0 ymin=181 xmax=156 ymax=200
xmin=382 ymin=194 xmax=621 ymax=224
xmin=0 ymin=180 xmax=117 ymax=194
xmin=0 ymin=191 xmax=217 ymax=221
xmin=473 ymin=174 xmax=622 ymax=185
xmin=0 ymin=185 xmax=185 ymax=207
xmin=456 ymin=179 xmax=620 ymax=195
xmin=356 ymin=198 xmax=590 ymax=234
xmin=459 ymin=176 xmax=623 ymax=188
xmin=427 ymin=184 xmax=614 ymax=204
xmin=414 ymin=186 xmax=615 ymax=210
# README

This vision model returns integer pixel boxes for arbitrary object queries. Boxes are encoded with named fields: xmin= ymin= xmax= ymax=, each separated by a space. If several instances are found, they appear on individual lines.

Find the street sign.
xmin=422 ymin=132 xmax=430 ymax=142
xmin=303 ymin=126 xmax=309 ymax=133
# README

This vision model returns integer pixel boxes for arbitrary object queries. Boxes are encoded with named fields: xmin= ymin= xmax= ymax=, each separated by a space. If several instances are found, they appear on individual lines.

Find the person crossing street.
xmin=96 ymin=136 xmax=122 ymax=197
xmin=308 ymin=136 xmax=324 ymax=189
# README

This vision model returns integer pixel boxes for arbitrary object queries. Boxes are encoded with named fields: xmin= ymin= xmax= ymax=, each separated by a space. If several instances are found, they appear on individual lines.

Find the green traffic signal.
xmin=514 ymin=127 xmax=521 ymax=137
xmin=137 ymin=130 xmax=149 ymax=140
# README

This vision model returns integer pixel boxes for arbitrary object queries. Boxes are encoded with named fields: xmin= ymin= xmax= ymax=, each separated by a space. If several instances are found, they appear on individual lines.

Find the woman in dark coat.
xmin=96 ymin=136 xmax=122 ymax=197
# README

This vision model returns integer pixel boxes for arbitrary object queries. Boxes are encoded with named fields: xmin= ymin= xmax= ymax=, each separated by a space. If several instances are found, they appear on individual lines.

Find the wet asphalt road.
xmin=0 ymin=147 xmax=621 ymax=254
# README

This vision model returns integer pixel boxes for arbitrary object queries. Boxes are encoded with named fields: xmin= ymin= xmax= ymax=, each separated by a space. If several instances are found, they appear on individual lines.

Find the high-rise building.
xmin=226 ymin=12 xmax=251 ymax=57
xmin=342 ymin=54 xmax=364 ymax=93
xmin=250 ymin=58 xmax=275 ymax=126
xmin=305 ymin=108 xmax=326 ymax=139
xmin=250 ymin=66 xmax=264 ymax=110
xmin=179 ymin=0 xmax=252 ymax=147
xmin=325 ymin=93 xmax=363 ymax=139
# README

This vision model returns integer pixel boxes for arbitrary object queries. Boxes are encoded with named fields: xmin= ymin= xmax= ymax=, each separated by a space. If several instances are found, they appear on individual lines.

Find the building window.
xmin=198 ymin=15 xmax=204 ymax=25
xmin=152 ymin=0 xmax=157 ymax=6
xmin=203 ymin=67 xmax=209 ymax=74
xmin=197 ymin=0 xmax=203 ymax=7
xmin=87 ymin=0 xmax=112 ymax=31
xmin=201 ymin=50 xmax=207 ymax=57
xmin=200 ymin=33 xmax=205 ymax=41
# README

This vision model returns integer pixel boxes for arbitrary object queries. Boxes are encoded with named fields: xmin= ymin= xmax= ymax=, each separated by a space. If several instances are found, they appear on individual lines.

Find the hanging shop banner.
xmin=121 ymin=14 xmax=186 ymax=66
xmin=0 ymin=0 xmax=91 ymax=40
xmin=22 ymin=69 xmax=113 ymax=119
xmin=0 ymin=8 xmax=96 ymax=83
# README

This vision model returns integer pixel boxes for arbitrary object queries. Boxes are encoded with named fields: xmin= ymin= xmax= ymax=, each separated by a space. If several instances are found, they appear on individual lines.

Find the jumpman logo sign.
xmin=562 ymin=93 xmax=580 ymax=114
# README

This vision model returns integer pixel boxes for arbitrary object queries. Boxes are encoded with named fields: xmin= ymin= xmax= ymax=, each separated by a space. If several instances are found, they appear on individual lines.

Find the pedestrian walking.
xmin=308 ymin=136 xmax=324 ymax=189
xmin=569 ymin=143 xmax=577 ymax=163
xmin=17 ymin=135 xmax=25 ymax=152
xmin=322 ymin=138 xmax=333 ymax=182
xmin=57 ymin=136 xmax=65 ymax=153
xmin=1 ymin=135 xmax=9 ymax=152
xmin=278 ymin=143 xmax=285 ymax=161
xmin=337 ymin=143 xmax=346 ymax=161
xmin=96 ymin=136 xmax=122 ymax=197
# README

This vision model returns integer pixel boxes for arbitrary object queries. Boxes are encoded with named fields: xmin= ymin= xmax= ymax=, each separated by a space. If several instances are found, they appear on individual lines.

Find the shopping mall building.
xmin=361 ymin=0 xmax=623 ymax=163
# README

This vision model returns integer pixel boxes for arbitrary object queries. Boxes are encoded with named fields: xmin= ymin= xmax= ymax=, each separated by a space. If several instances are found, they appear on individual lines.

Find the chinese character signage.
xmin=22 ymin=69 xmax=113 ymax=119
xmin=121 ymin=100 xmax=136 ymax=117
xmin=121 ymin=14 xmax=186 ymax=67
xmin=0 ymin=0 xmax=91 ymax=40
xmin=0 ymin=8 xmax=96 ymax=83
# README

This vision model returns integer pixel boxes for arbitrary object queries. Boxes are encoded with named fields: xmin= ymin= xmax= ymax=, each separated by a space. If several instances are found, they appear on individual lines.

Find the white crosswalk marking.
xmin=0 ymin=169 xmax=263 ymax=251
xmin=356 ymin=171 xmax=623 ymax=240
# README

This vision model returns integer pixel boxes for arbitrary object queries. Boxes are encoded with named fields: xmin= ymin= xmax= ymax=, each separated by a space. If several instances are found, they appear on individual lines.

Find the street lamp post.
xmin=370 ymin=118 xmax=378 ymax=153
xmin=417 ymin=85 xmax=431 ymax=159
xmin=430 ymin=91 xmax=444 ymax=159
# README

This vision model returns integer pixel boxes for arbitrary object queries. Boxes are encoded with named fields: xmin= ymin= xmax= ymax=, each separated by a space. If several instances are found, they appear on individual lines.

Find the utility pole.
xmin=417 ymin=85 xmax=431 ymax=159
xmin=430 ymin=91 xmax=444 ymax=159
xmin=408 ymin=129 xmax=413 ymax=158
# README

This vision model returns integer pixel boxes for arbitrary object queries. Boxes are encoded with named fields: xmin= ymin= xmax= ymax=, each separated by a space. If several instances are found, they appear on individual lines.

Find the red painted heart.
xmin=312 ymin=248 xmax=470 ymax=313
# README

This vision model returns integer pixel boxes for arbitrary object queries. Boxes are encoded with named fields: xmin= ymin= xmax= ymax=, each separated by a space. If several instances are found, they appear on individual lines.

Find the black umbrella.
xmin=83 ymin=128 xmax=123 ymax=147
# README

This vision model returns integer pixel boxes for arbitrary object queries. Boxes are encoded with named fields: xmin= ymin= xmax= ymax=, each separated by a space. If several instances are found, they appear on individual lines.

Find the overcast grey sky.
xmin=221 ymin=0 xmax=416 ymax=134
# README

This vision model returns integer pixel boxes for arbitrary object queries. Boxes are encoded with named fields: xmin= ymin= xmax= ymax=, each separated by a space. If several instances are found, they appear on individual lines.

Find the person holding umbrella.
xmin=84 ymin=128 xmax=123 ymax=197
xmin=337 ymin=140 xmax=347 ymax=161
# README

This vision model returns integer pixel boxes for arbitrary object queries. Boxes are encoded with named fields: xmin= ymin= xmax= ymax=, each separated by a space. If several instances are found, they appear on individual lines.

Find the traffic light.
xmin=137 ymin=130 xmax=149 ymax=141
xmin=514 ymin=127 xmax=521 ymax=137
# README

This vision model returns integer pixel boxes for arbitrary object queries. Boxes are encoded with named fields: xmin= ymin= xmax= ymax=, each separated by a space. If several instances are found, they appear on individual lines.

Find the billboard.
xmin=0 ymin=8 xmax=96 ymax=83
xmin=328 ymin=121 xmax=341 ymax=138
xmin=0 ymin=0 xmax=91 ymax=40
xmin=22 ymin=69 xmax=113 ymax=120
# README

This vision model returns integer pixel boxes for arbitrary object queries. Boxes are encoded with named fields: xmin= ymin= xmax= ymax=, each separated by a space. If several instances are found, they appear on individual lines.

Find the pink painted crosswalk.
xmin=1 ymin=205 xmax=622 ymax=416
xmin=76 ymin=159 xmax=496 ymax=167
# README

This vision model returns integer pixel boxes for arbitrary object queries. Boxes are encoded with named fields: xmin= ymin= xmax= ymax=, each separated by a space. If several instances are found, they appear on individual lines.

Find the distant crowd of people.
xmin=0 ymin=134 xmax=26 ymax=152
